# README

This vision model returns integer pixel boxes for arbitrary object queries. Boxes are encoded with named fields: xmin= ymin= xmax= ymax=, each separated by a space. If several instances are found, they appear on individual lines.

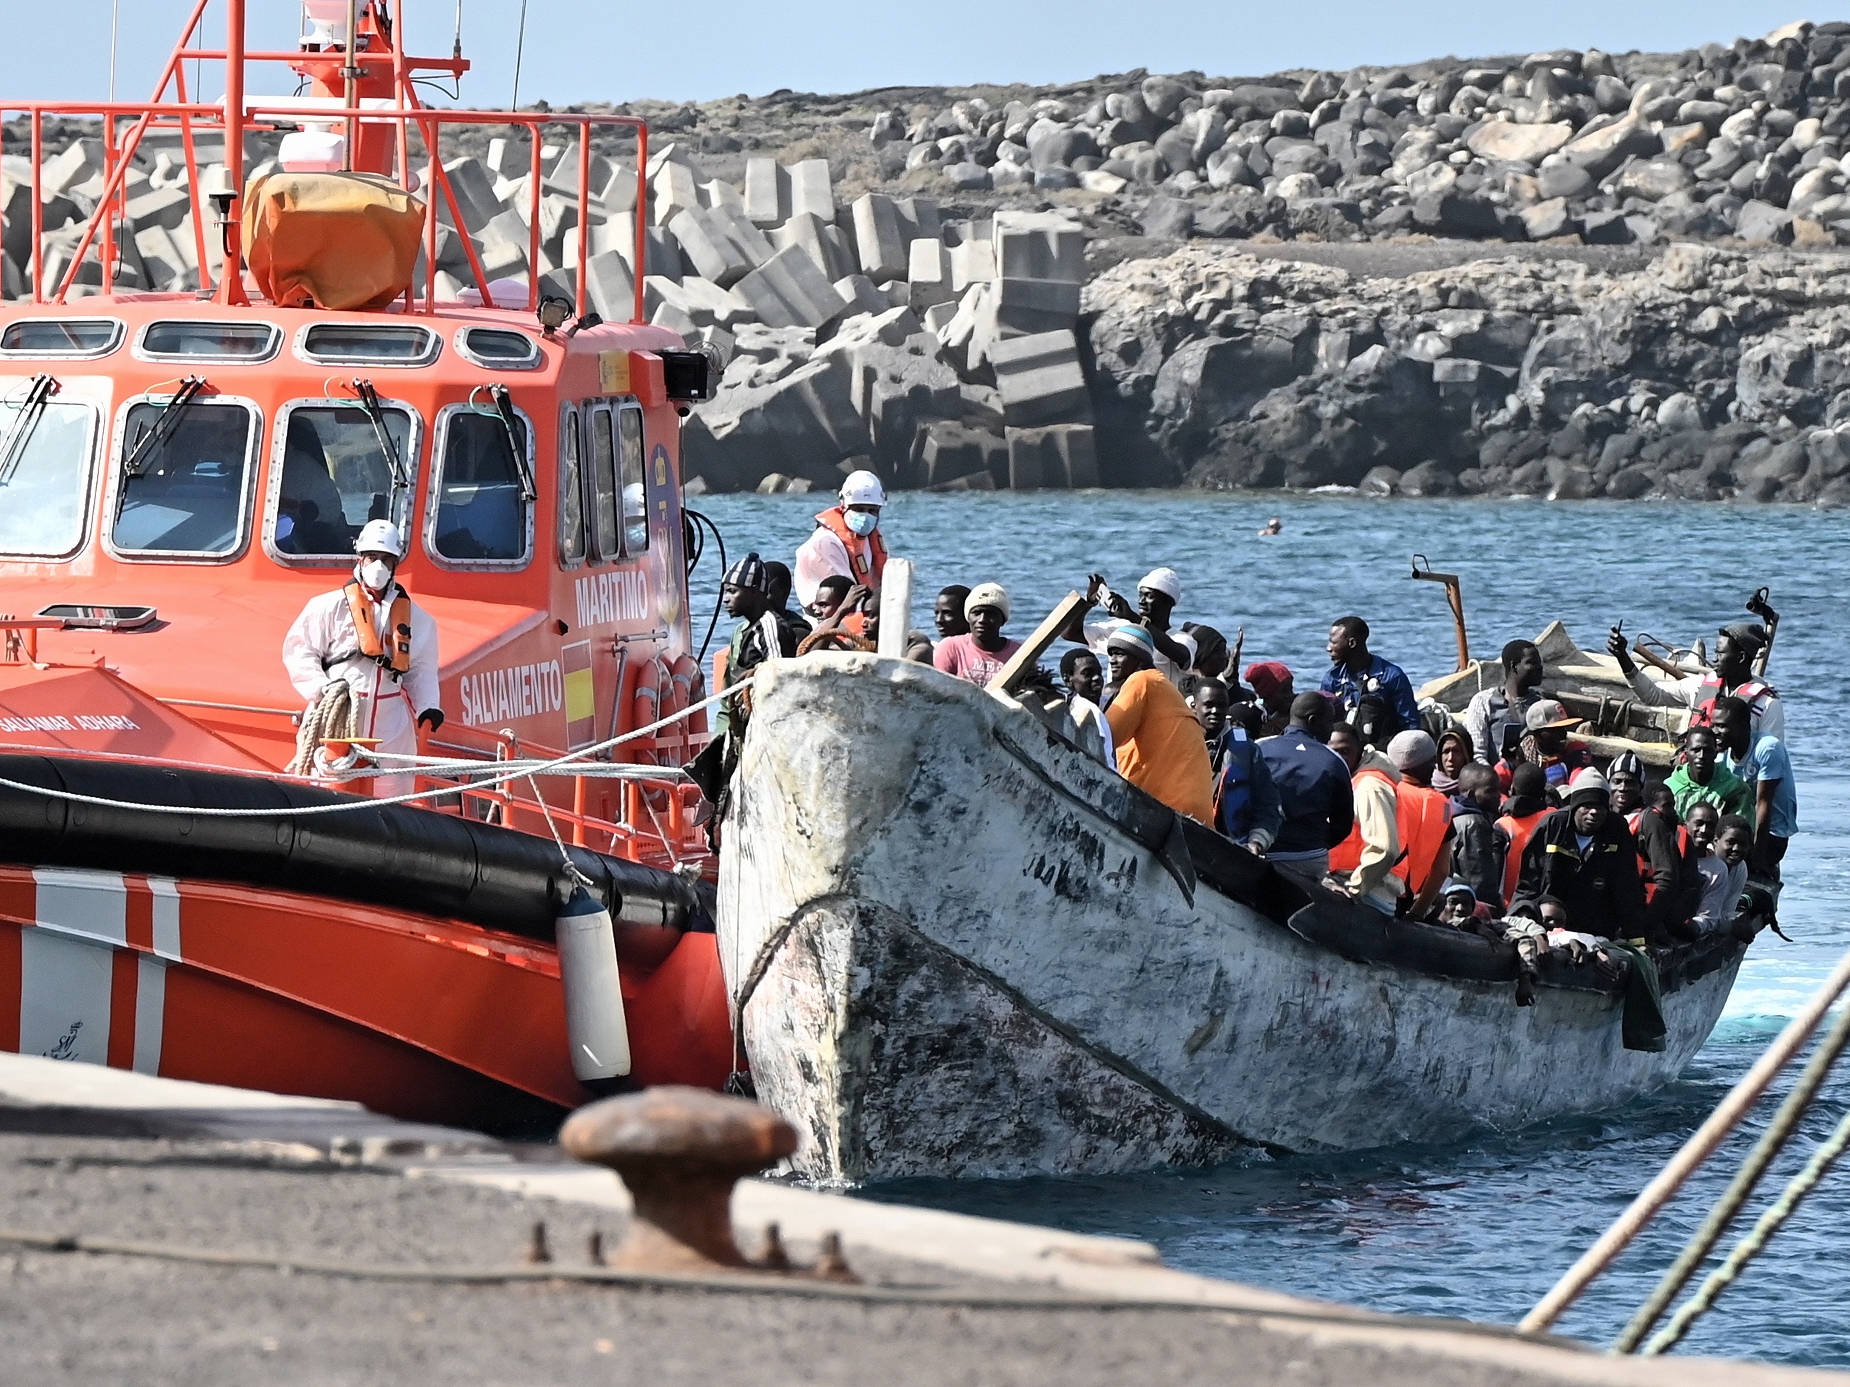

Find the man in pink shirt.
xmin=933 ymin=583 xmax=1022 ymax=686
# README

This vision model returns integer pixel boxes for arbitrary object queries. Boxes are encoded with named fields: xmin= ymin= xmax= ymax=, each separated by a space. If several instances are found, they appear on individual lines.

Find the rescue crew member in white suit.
xmin=281 ymin=520 xmax=442 ymax=799
xmin=793 ymin=469 xmax=888 ymax=608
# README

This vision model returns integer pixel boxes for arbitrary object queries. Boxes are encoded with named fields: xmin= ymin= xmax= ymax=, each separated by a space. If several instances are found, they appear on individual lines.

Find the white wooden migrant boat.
xmin=1418 ymin=620 xmax=1697 ymax=770
xmin=716 ymin=651 xmax=1747 ymax=1182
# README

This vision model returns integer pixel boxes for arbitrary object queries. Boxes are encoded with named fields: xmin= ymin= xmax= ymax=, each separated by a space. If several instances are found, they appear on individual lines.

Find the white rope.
xmin=0 ymin=680 xmax=746 ymax=820
xmin=287 ymin=681 xmax=357 ymax=777
xmin=525 ymin=774 xmax=594 ymax=891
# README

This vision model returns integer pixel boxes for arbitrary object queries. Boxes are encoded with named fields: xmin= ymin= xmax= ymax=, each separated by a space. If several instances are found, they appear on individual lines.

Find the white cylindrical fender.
xmin=555 ymin=888 xmax=631 ymax=1083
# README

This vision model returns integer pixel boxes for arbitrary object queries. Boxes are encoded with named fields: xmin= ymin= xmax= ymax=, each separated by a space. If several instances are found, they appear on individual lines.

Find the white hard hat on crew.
xmin=839 ymin=470 xmax=886 ymax=508
xmin=355 ymin=519 xmax=407 ymax=559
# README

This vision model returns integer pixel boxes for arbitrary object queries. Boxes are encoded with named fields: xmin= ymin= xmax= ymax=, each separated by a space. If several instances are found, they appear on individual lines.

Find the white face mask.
xmin=844 ymin=508 xmax=879 ymax=537
xmin=358 ymin=559 xmax=395 ymax=592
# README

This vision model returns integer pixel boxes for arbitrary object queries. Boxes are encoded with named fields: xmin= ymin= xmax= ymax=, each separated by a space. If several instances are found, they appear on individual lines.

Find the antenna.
xmin=511 ymin=0 xmax=529 ymax=111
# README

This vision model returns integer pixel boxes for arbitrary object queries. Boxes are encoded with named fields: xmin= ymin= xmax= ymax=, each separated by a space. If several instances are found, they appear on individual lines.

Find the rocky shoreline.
xmin=8 ymin=21 xmax=1850 ymax=503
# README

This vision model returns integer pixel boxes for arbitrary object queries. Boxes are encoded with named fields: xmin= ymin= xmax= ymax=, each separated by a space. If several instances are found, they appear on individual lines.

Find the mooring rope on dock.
xmin=0 ymin=680 xmax=746 ymax=820
xmin=0 ymin=1224 xmax=1576 ymax=1344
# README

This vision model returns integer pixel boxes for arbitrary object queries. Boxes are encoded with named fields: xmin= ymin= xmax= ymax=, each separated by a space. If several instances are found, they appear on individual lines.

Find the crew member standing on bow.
xmin=282 ymin=520 xmax=441 ymax=800
xmin=794 ymin=470 xmax=888 ymax=607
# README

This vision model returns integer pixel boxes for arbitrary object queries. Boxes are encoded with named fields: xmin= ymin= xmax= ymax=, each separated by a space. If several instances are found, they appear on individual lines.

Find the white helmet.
xmin=839 ymin=469 xmax=886 ymax=507
xmin=355 ymin=519 xmax=407 ymax=558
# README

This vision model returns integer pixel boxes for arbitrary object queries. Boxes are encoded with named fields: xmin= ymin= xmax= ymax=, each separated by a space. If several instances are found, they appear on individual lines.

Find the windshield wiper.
xmin=0 ymin=374 xmax=58 ymax=487
xmin=489 ymin=384 xmax=536 ymax=502
xmin=124 ymin=376 xmax=209 ymax=478
xmin=351 ymin=378 xmax=409 ymax=498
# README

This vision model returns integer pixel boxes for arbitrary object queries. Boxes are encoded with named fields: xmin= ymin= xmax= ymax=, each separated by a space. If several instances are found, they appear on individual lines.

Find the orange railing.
xmin=413 ymin=721 xmax=713 ymax=872
xmin=1 ymin=0 xmax=649 ymax=323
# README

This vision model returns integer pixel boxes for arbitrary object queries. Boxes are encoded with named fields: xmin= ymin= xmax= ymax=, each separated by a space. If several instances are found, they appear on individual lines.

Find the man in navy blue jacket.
xmin=1320 ymin=615 xmax=1420 ymax=747
xmin=1258 ymin=692 xmax=1355 ymax=881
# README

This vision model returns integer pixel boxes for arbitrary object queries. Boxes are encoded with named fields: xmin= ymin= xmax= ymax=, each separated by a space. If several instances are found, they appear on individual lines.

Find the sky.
xmin=0 ymin=2 xmax=1821 ymax=109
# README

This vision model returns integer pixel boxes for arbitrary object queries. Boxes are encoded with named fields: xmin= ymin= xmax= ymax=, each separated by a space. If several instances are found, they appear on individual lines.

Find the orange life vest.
xmin=815 ymin=507 xmax=887 ymax=590
xmin=343 ymin=581 xmax=411 ymax=677
xmin=1395 ymin=782 xmax=1453 ymax=901
xmin=1329 ymin=766 xmax=1405 ymax=885
xmin=1496 ymin=808 xmax=1550 ymax=908
xmin=1626 ymin=807 xmax=1692 ymax=908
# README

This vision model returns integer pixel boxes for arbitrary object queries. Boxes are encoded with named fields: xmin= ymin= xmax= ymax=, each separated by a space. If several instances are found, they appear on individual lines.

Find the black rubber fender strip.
xmin=0 ymin=754 xmax=704 ymax=944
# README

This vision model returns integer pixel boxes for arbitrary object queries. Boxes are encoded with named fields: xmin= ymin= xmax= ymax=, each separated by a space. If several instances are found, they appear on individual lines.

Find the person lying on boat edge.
xmin=1666 ymin=723 xmax=1753 ymax=823
xmin=1103 ymin=625 xmax=1216 ymax=824
xmin=281 ymin=519 xmax=441 ymax=801
xmin=1326 ymin=723 xmax=1405 ymax=916
xmin=1320 ymin=615 xmax=1420 ymax=747
xmin=1259 ymin=692 xmax=1354 ymax=883
xmin=1511 ymin=768 xmax=1648 ymax=942
xmin=934 ymin=584 xmax=1022 ymax=686
xmin=1606 ymin=619 xmax=1784 ymax=743
xmin=794 ymin=470 xmax=888 ymax=608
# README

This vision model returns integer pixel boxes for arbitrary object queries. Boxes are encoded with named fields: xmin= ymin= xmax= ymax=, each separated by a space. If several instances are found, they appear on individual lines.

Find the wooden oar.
xmin=987 ymin=591 xmax=1089 ymax=695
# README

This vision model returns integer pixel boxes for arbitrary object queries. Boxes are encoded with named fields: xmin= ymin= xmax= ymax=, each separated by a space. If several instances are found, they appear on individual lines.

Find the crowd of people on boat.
xmin=711 ymin=473 xmax=1796 ymax=971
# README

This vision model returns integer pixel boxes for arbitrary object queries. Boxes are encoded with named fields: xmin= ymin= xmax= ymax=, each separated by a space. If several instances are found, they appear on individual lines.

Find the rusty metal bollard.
xmin=559 ymin=1085 xmax=798 ymax=1273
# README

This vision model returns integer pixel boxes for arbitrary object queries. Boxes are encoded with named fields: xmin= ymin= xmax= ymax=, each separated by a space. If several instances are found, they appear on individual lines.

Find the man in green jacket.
xmin=1666 ymin=723 xmax=1752 ymax=822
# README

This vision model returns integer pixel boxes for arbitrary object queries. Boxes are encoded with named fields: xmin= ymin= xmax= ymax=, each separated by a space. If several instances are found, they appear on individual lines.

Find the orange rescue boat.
xmin=0 ymin=2 xmax=737 ymax=1128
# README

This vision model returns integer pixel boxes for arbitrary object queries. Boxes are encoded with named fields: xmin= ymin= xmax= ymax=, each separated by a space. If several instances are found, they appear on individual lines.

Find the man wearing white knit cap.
xmin=1066 ymin=566 xmax=1194 ymax=686
xmin=933 ymin=583 xmax=1021 ymax=686
xmin=794 ymin=469 xmax=889 ymax=607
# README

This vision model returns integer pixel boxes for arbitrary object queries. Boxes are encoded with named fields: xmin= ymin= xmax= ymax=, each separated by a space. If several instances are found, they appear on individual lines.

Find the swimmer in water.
xmin=1258 ymin=517 xmax=1283 ymax=536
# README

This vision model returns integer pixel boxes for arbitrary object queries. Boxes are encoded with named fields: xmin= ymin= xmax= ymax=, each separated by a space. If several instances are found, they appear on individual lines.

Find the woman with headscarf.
xmin=1433 ymin=727 xmax=1473 ymax=795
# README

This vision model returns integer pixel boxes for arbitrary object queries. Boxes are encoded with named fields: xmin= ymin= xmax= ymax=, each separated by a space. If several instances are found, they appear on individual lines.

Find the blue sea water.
xmin=697 ymin=489 xmax=1849 ymax=1366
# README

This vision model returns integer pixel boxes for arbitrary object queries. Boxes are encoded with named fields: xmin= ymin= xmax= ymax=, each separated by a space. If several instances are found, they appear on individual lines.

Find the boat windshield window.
xmin=559 ymin=409 xmax=584 ymax=564
xmin=618 ymin=406 xmax=649 ymax=555
xmin=112 ymin=402 xmax=254 ymax=556
xmin=432 ymin=410 xmax=530 ymax=563
xmin=140 ymin=321 xmax=280 ymax=361
xmin=0 ymin=395 xmax=94 ymax=556
xmin=273 ymin=405 xmax=417 ymax=560
xmin=589 ymin=406 xmax=619 ymax=561
xmin=0 ymin=319 xmax=123 ymax=359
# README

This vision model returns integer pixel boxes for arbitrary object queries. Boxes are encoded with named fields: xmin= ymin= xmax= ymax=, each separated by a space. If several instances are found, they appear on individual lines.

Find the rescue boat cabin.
xmin=0 ymin=2 xmax=715 ymax=854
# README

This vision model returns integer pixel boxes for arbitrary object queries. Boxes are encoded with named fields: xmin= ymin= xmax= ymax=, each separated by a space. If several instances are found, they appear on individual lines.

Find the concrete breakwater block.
xmin=990 ymin=329 xmax=1092 ymax=427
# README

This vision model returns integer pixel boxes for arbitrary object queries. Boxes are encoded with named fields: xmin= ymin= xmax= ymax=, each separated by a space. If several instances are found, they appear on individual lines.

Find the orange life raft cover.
xmin=242 ymin=171 xmax=425 ymax=310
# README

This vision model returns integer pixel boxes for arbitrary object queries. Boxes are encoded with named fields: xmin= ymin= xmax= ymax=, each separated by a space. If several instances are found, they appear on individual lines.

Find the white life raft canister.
xmin=555 ymin=888 xmax=631 ymax=1083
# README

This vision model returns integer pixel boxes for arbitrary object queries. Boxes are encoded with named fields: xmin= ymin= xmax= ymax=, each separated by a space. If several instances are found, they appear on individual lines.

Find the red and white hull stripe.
xmin=15 ymin=868 xmax=180 ymax=1075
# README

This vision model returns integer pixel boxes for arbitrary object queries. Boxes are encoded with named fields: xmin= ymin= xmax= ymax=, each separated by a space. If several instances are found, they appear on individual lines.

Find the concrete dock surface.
xmin=1 ymin=1054 xmax=1841 ymax=1387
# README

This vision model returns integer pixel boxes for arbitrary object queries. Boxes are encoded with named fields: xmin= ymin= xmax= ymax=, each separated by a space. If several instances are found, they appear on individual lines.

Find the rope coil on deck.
xmin=0 ymin=679 xmax=747 ymax=820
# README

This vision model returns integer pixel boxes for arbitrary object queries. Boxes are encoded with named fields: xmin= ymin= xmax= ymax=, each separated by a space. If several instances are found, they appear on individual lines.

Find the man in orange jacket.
xmin=1104 ymin=626 xmax=1215 ymax=823
xmin=1385 ymin=729 xmax=1455 ymax=919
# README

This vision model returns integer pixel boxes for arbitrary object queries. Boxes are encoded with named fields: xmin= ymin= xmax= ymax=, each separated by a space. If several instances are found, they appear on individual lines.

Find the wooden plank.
xmin=986 ymin=591 xmax=1088 ymax=694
